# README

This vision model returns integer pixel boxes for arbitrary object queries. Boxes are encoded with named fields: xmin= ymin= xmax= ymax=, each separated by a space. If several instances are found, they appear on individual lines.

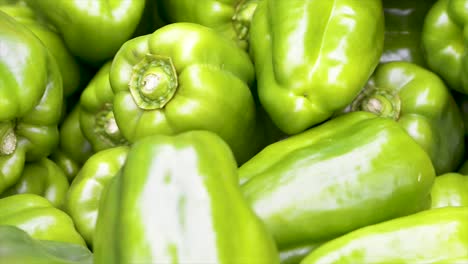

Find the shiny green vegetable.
xmin=345 ymin=61 xmax=464 ymax=174
xmin=94 ymin=131 xmax=279 ymax=263
xmin=240 ymin=111 xmax=435 ymax=250
xmin=431 ymin=172 xmax=468 ymax=208
xmin=23 ymin=0 xmax=146 ymax=64
xmin=250 ymin=0 xmax=384 ymax=134
xmin=0 ymin=10 xmax=62 ymax=193
xmin=109 ymin=22 xmax=259 ymax=164
xmin=301 ymin=207 xmax=468 ymax=263
xmin=66 ymin=146 xmax=129 ymax=248
xmin=1 ymin=158 xmax=69 ymax=208
xmin=0 ymin=194 xmax=86 ymax=246
xmin=0 ymin=225 xmax=93 ymax=264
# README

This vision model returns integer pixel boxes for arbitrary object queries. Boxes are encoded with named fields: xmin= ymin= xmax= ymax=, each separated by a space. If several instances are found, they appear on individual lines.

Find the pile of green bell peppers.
xmin=0 ymin=0 xmax=468 ymax=263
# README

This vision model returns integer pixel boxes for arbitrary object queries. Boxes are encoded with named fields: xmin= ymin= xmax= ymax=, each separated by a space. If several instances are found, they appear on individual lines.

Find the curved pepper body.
xmin=240 ymin=111 xmax=435 ymax=249
xmin=23 ymin=0 xmax=146 ymax=64
xmin=346 ymin=61 xmax=464 ymax=174
xmin=1 ymin=158 xmax=69 ymax=208
xmin=94 ymin=131 xmax=279 ymax=264
xmin=301 ymin=207 xmax=468 ymax=263
xmin=80 ymin=62 xmax=128 ymax=152
xmin=66 ymin=146 xmax=129 ymax=248
xmin=160 ymin=0 xmax=259 ymax=50
xmin=0 ymin=194 xmax=86 ymax=246
xmin=431 ymin=173 xmax=468 ymax=208
xmin=0 ymin=225 xmax=93 ymax=264
xmin=422 ymin=0 xmax=468 ymax=93
xmin=0 ymin=11 xmax=62 ymax=193
xmin=250 ymin=0 xmax=384 ymax=134
xmin=110 ymin=22 xmax=258 ymax=164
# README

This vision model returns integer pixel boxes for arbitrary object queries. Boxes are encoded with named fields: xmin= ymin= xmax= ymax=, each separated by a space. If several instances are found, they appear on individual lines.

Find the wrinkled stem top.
xmin=232 ymin=0 xmax=258 ymax=41
xmin=351 ymin=84 xmax=401 ymax=120
xmin=0 ymin=121 xmax=16 ymax=156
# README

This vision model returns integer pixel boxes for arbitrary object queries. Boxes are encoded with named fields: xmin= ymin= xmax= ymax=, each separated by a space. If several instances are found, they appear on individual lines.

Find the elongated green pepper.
xmin=66 ymin=146 xmax=129 ymax=248
xmin=0 ymin=11 xmax=62 ymax=193
xmin=109 ymin=22 xmax=259 ymax=164
xmin=344 ymin=61 xmax=464 ymax=174
xmin=240 ymin=111 xmax=435 ymax=250
xmin=1 ymin=158 xmax=69 ymax=208
xmin=0 ymin=194 xmax=86 ymax=246
xmin=250 ymin=0 xmax=384 ymax=134
xmin=431 ymin=172 xmax=468 ymax=208
xmin=94 ymin=131 xmax=279 ymax=263
xmin=301 ymin=207 xmax=468 ymax=263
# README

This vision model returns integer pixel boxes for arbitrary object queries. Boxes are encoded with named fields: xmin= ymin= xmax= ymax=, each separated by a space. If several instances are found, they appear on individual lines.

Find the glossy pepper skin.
xmin=301 ymin=207 xmax=468 ymax=264
xmin=240 ymin=111 xmax=435 ymax=250
xmin=1 ymin=158 xmax=69 ymax=209
xmin=0 ymin=225 xmax=92 ymax=264
xmin=422 ymin=0 xmax=468 ymax=93
xmin=23 ymin=0 xmax=146 ymax=65
xmin=381 ymin=0 xmax=436 ymax=65
xmin=249 ymin=0 xmax=384 ymax=134
xmin=109 ymin=23 xmax=258 ymax=164
xmin=159 ymin=0 xmax=259 ymax=50
xmin=50 ymin=106 xmax=93 ymax=181
xmin=0 ymin=0 xmax=83 ymax=97
xmin=80 ymin=62 xmax=128 ymax=152
xmin=0 ymin=194 xmax=86 ymax=246
xmin=0 ymin=11 xmax=62 ymax=193
xmin=66 ymin=146 xmax=129 ymax=248
xmin=431 ymin=173 xmax=468 ymax=208
xmin=94 ymin=131 xmax=279 ymax=264
xmin=344 ymin=61 xmax=464 ymax=174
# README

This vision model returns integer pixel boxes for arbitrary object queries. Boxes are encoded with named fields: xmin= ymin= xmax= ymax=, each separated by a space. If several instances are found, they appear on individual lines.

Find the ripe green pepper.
xmin=23 ymin=0 xmax=146 ymax=65
xmin=0 ymin=225 xmax=93 ymax=264
xmin=50 ymin=106 xmax=93 ymax=181
xmin=66 ymin=146 xmax=129 ymax=248
xmin=0 ymin=0 xmax=83 ymax=97
xmin=240 ymin=111 xmax=435 ymax=250
xmin=94 ymin=131 xmax=279 ymax=264
xmin=345 ymin=61 xmax=464 ymax=174
xmin=250 ymin=0 xmax=384 ymax=134
xmin=1 ymin=158 xmax=69 ymax=208
xmin=159 ymin=0 xmax=259 ymax=50
xmin=0 ymin=11 xmax=62 ymax=194
xmin=301 ymin=207 xmax=468 ymax=263
xmin=431 ymin=172 xmax=468 ymax=208
xmin=422 ymin=0 xmax=468 ymax=93
xmin=381 ymin=0 xmax=436 ymax=65
xmin=80 ymin=62 xmax=128 ymax=152
xmin=109 ymin=22 xmax=258 ymax=164
xmin=0 ymin=194 xmax=86 ymax=246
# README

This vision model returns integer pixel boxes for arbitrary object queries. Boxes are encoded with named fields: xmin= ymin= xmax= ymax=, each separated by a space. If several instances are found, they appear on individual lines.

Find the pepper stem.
xmin=129 ymin=54 xmax=178 ymax=110
xmin=351 ymin=82 xmax=401 ymax=120
xmin=232 ymin=0 xmax=258 ymax=43
xmin=95 ymin=104 xmax=127 ymax=147
xmin=0 ymin=121 xmax=16 ymax=156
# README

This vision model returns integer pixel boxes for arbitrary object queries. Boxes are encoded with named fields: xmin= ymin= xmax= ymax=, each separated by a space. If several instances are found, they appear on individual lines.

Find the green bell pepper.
xmin=0 ymin=11 xmax=62 ymax=193
xmin=344 ymin=61 xmax=464 ymax=174
xmin=66 ymin=146 xmax=129 ymax=248
xmin=280 ymin=244 xmax=323 ymax=264
xmin=132 ymin=0 xmax=166 ymax=38
xmin=1 ymin=158 xmax=69 ymax=209
xmin=381 ymin=0 xmax=436 ymax=66
xmin=249 ymin=0 xmax=384 ymax=134
xmin=0 ymin=225 xmax=92 ymax=264
xmin=422 ymin=0 xmax=468 ymax=93
xmin=159 ymin=0 xmax=259 ymax=50
xmin=0 ymin=194 xmax=86 ymax=246
xmin=459 ymin=159 xmax=468 ymax=174
xmin=109 ymin=22 xmax=258 ymax=164
xmin=80 ymin=62 xmax=128 ymax=152
xmin=23 ymin=0 xmax=146 ymax=65
xmin=431 ymin=172 xmax=468 ymax=208
xmin=301 ymin=207 xmax=468 ymax=263
xmin=240 ymin=111 xmax=435 ymax=250
xmin=0 ymin=0 xmax=84 ymax=97
xmin=50 ymin=106 xmax=93 ymax=181
xmin=94 ymin=131 xmax=279 ymax=263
